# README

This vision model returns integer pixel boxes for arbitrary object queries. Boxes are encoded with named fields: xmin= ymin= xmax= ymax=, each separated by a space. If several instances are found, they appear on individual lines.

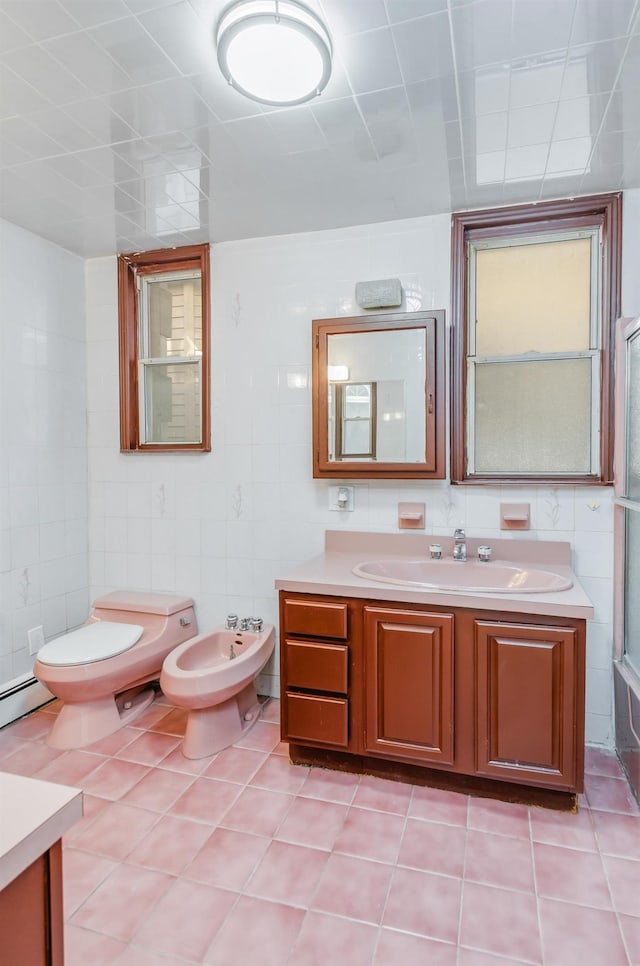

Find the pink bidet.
xmin=160 ymin=624 xmax=275 ymax=758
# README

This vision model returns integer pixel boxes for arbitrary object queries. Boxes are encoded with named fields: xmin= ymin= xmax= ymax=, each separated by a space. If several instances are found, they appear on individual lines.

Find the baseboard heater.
xmin=0 ymin=674 xmax=53 ymax=729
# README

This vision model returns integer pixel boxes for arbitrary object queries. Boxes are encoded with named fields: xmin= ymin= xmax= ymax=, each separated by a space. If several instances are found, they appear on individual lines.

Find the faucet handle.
xmin=454 ymin=527 xmax=465 ymax=539
xmin=478 ymin=545 xmax=492 ymax=562
xmin=250 ymin=617 xmax=263 ymax=632
xmin=226 ymin=613 xmax=238 ymax=629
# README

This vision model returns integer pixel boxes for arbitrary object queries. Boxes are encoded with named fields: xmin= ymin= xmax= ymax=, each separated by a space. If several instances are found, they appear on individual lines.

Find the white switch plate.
xmin=328 ymin=485 xmax=354 ymax=511
xmin=28 ymin=625 xmax=45 ymax=655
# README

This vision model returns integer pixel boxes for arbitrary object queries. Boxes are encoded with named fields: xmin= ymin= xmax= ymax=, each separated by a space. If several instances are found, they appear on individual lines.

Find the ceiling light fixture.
xmin=215 ymin=0 xmax=332 ymax=107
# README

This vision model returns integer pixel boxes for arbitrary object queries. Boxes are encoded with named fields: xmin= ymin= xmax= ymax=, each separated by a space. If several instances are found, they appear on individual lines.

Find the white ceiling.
xmin=1 ymin=0 xmax=639 ymax=257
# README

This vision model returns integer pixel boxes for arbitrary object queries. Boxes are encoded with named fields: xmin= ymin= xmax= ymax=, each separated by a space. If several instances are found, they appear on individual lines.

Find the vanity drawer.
xmin=285 ymin=692 xmax=349 ymax=747
xmin=285 ymin=640 xmax=348 ymax=694
xmin=282 ymin=598 xmax=348 ymax=639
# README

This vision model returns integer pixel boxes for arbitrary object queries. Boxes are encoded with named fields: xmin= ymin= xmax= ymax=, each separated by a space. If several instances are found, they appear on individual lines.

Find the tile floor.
xmin=1 ymin=695 xmax=639 ymax=966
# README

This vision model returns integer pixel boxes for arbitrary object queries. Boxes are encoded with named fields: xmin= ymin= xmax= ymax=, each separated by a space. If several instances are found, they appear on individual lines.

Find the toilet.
xmin=34 ymin=591 xmax=197 ymax=750
xmin=160 ymin=622 xmax=275 ymax=759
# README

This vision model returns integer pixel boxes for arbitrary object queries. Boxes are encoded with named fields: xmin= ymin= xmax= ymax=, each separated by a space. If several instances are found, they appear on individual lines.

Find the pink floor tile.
xmin=0 ymin=734 xmax=31 ymax=762
xmin=248 ymin=753 xmax=310 ymax=794
xmin=352 ymin=774 xmax=413 ymax=815
xmin=246 ymin=840 xmax=329 ymax=907
xmin=601 ymin=853 xmax=640 ymax=917
xmin=5 ymin=710 xmax=54 ymax=739
xmin=299 ymin=765 xmax=360 ymax=804
xmin=169 ymin=776 xmax=242 ymax=824
xmin=83 ymin=726 xmax=140 ymax=757
xmin=129 ymin=701 xmax=177 ymax=731
xmin=203 ymin=746 xmax=267 ymax=783
xmin=538 ymin=896 xmax=629 ymax=966
xmin=114 ymin=945 xmax=193 ymax=966
xmin=409 ymin=784 xmax=469 ymax=826
xmin=459 ymin=881 xmax=542 ymax=962
xmin=374 ymin=929 xmax=458 ymax=965
xmin=62 ymin=848 xmax=118 ymax=917
xmin=219 ymin=784 xmax=294 ymax=837
xmin=233 ymin=719 xmax=281 ymax=752
xmin=148 ymin=707 xmax=188 ymax=736
xmin=115 ymin=730 xmax=180 ymax=765
xmin=70 ymin=863 xmax=174 ymax=942
xmin=398 ymin=817 xmax=466 ymax=877
xmin=156 ymin=744 xmax=213 ymax=775
xmin=81 ymin=757 xmax=151 ymax=800
xmin=334 ymin=806 xmax=405 ymax=864
xmin=121 ymin=766 xmax=196 ymax=812
xmin=289 ymin=910 xmax=378 ymax=966
xmin=0 ymin=739 xmax=63 ymax=776
xmin=203 ymin=894 xmax=304 ymax=965
xmin=133 ymin=878 xmax=237 ymax=961
xmin=467 ymin=797 xmax=531 ymax=839
xmin=64 ymin=924 xmax=127 ymax=965
xmin=585 ymin=772 xmax=640 ymax=815
xmin=619 ymin=913 xmax=640 ymax=965
xmin=591 ymin=809 xmax=640 ymax=860
xmin=71 ymin=801 xmax=159 ymax=860
xmin=184 ymin=827 xmax=270 ymax=891
xmin=585 ymin=745 xmax=626 ymax=779
xmin=534 ymin=841 xmax=612 ymax=908
xmin=311 ymin=852 xmax=393 ymax=923
xmin=36 ymin=749 xmax=105 ymax=786
xmin=127 ymin=814 xmax=213 ymax=875
xmin=530 ymin=802 xmax=598 ymax=851
xmin=63 ymin=794 xmax=110 ymax=845
xmin=383 ymin=866 xmax=462 ymax=943
xmin=465 ymin=828 xmax=535 ymax=893
xmin=458 ymin=949 xmax=533 ymax=965
xmin=259 ymin=698 xmax=280 ymax=723
xmin=275 ymin=797 xmax=348 ymax=850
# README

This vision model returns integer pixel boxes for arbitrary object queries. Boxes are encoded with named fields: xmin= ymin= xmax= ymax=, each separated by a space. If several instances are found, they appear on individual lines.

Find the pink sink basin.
xmin=352 ymin=559 xmax=573 ymax=594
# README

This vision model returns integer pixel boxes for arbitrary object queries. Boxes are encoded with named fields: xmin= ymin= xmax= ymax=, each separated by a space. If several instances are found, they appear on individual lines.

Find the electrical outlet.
xmin=28 ymin=625 xmax=44 ymax=655
xmin=328 ymin=485 xmax=354 ymax=511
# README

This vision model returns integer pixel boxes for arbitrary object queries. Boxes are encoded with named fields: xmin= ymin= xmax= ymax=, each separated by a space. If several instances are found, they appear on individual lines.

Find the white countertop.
xmin=275 ymin=531 xmax=595 ymax=620
xmin=0 ymin=772 xmax=83 ymax=891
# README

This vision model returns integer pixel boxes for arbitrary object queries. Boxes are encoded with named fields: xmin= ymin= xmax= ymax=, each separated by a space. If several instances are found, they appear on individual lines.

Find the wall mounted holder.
xmin=500 ymin=503 xmax=530 ymax=530
xmin=398 ymin=502 xmax=425 ymax=529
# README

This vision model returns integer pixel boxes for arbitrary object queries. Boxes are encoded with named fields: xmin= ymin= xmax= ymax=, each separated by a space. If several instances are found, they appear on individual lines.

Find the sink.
xmin=352 ymin=559 xmax=573 ymax=594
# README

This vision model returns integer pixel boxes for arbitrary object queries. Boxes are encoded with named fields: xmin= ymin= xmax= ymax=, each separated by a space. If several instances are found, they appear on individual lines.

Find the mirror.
xmin=313 ymin=310 xmax=445 ymax=479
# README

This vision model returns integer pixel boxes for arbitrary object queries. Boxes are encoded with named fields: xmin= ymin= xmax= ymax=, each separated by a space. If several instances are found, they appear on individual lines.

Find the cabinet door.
xmin=475 ymin=620 xmax=579 ymax=789
xmin=364 ymin=607 xmax=454 ymax=764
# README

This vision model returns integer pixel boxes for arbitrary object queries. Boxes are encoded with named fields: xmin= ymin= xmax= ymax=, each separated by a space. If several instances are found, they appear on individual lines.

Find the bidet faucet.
xmin=453 ymin=528 xmax=467 ymax=561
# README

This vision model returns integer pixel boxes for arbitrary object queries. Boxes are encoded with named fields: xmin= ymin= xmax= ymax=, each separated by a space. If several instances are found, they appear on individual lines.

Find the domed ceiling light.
xmin=216 ymin=0 xmax=332 ymax=107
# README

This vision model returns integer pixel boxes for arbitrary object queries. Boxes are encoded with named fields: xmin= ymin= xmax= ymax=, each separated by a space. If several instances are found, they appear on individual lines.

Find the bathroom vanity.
xmin=276 ymin=531 xmax=594 ymax=808
xmin=0 ymin=772 xmax=82 ymax=965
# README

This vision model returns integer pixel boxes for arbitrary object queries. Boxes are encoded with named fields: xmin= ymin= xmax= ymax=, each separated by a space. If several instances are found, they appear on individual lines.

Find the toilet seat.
xmin=37 ymin=621 xmax=144 ymax=667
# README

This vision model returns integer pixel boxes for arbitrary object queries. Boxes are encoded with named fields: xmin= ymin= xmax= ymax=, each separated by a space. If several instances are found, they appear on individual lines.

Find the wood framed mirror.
xmin=312 ymin=310 xmax=446 ymax=479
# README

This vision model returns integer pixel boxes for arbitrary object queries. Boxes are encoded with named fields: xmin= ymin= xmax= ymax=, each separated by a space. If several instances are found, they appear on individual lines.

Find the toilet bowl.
xmin=34 ymin=591 xmax=197 ymax=749
xmin=160 ymin=623 xmax=275 ymax=759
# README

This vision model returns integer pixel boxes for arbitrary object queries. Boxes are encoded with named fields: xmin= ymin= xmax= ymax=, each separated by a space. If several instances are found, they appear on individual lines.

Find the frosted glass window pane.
xmin=475 ymin=358 xmax=591 ymax=473
xmin=146 ymin=275 xmax=202 ymax=358
xmin=343 ymin=420 xmax=371 ymax=456
xmin=626 ymin=331 xmax=640 ymax=500
xmin=625 ymin=509 xmax=640 ymax=678
xmin=344 ymin=384 xmax=372 ymax=419
xmin=475 ymin=237 xmax=592 ymax=355
xmin=143 ymin=362 xmax=201 ymax=444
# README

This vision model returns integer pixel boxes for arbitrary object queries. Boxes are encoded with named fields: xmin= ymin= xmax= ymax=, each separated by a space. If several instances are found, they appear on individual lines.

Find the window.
xmin=118 ymin=244 xmax=210 ymax=452
xmin=451 ymin=195 xmax=621 ymax=484
xmin=334 ymin=382 xmax=377 ymax=460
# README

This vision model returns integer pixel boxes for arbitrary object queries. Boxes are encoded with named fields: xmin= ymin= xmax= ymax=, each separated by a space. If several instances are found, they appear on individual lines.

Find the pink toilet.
xmin=160 ymin=621 xmax=275 ymax=758
xmin=34 ymin=591 xmax=197 ymax=749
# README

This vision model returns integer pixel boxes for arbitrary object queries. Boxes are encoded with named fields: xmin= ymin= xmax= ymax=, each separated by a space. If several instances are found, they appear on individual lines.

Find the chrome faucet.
xmin=453 ymin=528 xmax=467 ymax=561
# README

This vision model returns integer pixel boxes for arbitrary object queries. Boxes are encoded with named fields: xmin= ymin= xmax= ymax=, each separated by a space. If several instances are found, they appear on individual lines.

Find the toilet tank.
xmin=90 ymin=591 xmax=197 ymax=648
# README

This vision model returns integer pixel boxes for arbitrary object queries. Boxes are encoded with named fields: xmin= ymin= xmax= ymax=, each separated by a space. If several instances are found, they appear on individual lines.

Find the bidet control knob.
xmin=226 ymin=613 xmax=238 ymax=629
xmin=239 ymin=617 xmax=251 ymax=631
xmin=250 ymin=617 xmax=263 ymax=632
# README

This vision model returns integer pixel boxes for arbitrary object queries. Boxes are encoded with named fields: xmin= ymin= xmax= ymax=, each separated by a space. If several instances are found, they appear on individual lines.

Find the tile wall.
xmin=0 ymin=218 xmax=88 ymax=689
xmin=85 ymin=189 xmax=640 ymax=747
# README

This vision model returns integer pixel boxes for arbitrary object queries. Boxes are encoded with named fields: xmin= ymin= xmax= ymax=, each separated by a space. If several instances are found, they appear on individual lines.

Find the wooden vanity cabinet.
xmin=280 ymin=591 xmax=586 ymax=799
xmin=475 ymin=619 xmax=583 ymax=789
xmin=363 ymin=606 xmax=455 ymax=765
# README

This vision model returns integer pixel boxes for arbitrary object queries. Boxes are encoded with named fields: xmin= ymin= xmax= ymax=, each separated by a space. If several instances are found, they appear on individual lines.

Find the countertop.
xmin=275 ymin=531 xmax=595 ymax=619
xmin=0 ymin=772 xmax=83 ymax=891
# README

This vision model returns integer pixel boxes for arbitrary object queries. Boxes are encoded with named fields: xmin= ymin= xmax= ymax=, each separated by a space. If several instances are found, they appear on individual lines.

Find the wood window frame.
xmin=118 ymin=243 xmax=211 ymax=453
xmin=451 ymin=194 xmax=622 ymax=485
xmin=335 ymin=381 xmax=377 ymax=460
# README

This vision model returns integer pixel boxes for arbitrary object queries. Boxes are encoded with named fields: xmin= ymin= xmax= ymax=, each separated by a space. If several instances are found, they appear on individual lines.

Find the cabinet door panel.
xmin=364 ymin=607 xmax=454 ymax=764
xmin=476 ymin=621 xmax=577 ymax=788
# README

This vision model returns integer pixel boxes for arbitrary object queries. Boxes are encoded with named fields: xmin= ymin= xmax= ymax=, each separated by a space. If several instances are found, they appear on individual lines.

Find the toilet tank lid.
xmin=37 ymin=622 xmax=144 ymax=667
xmin=92 ymin=591 xmax=194 ymax=616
